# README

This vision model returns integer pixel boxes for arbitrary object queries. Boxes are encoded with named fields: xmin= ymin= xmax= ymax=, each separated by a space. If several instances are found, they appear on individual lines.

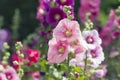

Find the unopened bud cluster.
xmin=2 ymin=42 xmax=10 ymax=65
xmin=84 ymin=13 xmax=93 ymax=31
xmin=63 ymin=6 xmax=74 ymax=20
xmin=14 ymin=41 xmax=24 ymax=79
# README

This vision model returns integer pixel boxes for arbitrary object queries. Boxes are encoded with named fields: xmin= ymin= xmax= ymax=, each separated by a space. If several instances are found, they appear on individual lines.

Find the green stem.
xmin=84 ymin=51 xmax=88 ymax=80
xmin=67 ymin=54 xmax=70 ymax=79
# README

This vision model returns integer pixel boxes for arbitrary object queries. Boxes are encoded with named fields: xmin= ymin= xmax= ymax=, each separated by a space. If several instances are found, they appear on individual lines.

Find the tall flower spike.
xmin=63 ymin=6 xmax=74 ymax=20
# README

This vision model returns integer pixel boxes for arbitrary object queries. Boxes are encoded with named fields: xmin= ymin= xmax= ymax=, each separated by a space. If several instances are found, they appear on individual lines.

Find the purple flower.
xmin=56 ymin=0 xmax=74 ymax=6
xmin=0 ymin=29 xmax=9 ymax=51
xmin=46 ymin=7 xmax=66 ymax=27
xmin=82 ymin=29 xmax=102 ymax=49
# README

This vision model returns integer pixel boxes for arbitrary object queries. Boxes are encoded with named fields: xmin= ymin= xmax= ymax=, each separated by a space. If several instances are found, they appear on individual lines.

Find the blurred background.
xmin=0 ymin=0 xmax=120 ymax=80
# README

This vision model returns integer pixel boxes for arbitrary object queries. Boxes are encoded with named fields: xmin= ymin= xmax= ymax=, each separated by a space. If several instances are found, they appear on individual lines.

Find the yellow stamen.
xmin=60 ymin=0 xmax=66 ymax=3
xmin=58 ymin=46 xmax=65 ymax=54
xmin=87 ymin=37 xmax=93 ymax=43
xmin=55 ymin=14 xmax=61 ymax=21
xmin=65 ymin=30 xmax=72 ymax=37
xmin=73 ymin=40 xmax=78 ymax=45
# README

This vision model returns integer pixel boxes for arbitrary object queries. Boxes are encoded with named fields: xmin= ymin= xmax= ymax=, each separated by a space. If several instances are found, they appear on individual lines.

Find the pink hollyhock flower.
xmin=36 ymin=6 xmax=45 ymax=21
xmin=70 ymin=38 xmax=86 ymax=54
xmin=4 ymin=66 xmax=20 ymax=80
xmin=36 ymin=0 xmax=45 ymax=21
xmin=99 ymin=29 xmax=112 ymax=47
xmin=26 ymin=49 xmax=40 ymax=64
xmin=82 ymin=29 xmax=102 ymax=49
xmin=94 ymin=64 xmax=107 ymax=78
xmin=99 ymin=10 xmax=116 ymax=46
xmin=69 ymin=53 xmax=85 ymax=69
xmin=102 ymin=10 xmax=115 ymax=32
xmin=87 ymin=46 xmax=104 ymax=68
xmin=0 ymin=73 xmax=7 ymax=80
xmin=53 ymin=18 xmax=82 ymax=43
xmin=112 ymin=30 xmax=120 ymax=39
xmin=80 ymin=0 xmax=100 ymax=6
xmin=47 ymin=38 xmax=69 ymax=64
xmin=109 ymin=47 xmax=119 ymax=58
xmin=0 ymin=65 xmax=4 ymax=72
xmin=114 ymin=17 xmax=120 ymax=28
xmin=30 ymin=71 xmax=40 ymax=80
xmin=11 ymin=54 xmax=25 ymax=70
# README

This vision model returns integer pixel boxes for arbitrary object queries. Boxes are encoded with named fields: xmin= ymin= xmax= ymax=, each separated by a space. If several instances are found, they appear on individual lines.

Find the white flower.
xmin=82 ymin=29 xmax=102 ymax=49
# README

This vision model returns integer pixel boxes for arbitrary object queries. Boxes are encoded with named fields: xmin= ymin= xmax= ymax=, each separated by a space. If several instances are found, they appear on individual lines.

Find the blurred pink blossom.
xmin=94 ymin=64 xmax=107 ymax=78
xmin=99 ymin=10 xmax=116 ymax=46
xmin=30 ymin=71 xmax=40 ymax=80
xmin=79 ymin=0 xmax=100 ymax=23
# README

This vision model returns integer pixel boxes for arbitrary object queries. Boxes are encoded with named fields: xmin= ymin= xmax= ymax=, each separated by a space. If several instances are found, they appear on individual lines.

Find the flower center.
xmin=39 ymin=8 xmax=45 ymax=14
xmin=91 ymin=50 xmax=97 ymax=58
xmin=65 ymin=30 xmax=72 ymax=37
xmin=86 ymin=37 xmax=93 ymax=44
xmin=91 ymin=52 xmax=96 ymax=58
xmin=60 ymin=0 xmax=66 ymax=3
xmin=58 ymin=46 xmax=65 ymax=54
xmin=55 ymin=14 xmax=61 ymax=21
xmin=6 ymin=73 xmax=12 ymax=80
xmin=87 ymin=59 xmax=92 ymax=64
xmin=72 ymin=40 xmax=78 ymax=45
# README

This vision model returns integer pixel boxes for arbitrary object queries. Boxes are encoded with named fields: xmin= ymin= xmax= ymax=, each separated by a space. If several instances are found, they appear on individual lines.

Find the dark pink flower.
xmin=112 ymin=30 xmax=120 ymax=39
xmin=26 ymin=49 xmax=40 ymax=64
xmin=11 ymin=54 xmax=25 ymax=70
